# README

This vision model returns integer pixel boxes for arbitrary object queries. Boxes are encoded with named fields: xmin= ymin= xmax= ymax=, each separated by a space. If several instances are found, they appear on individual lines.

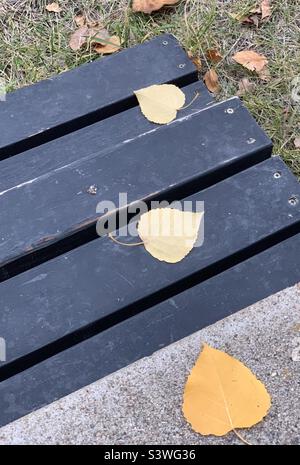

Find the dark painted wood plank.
xmin=0 ymin=156 xmax=299 ymax=379
xmin=0 ymin=233 xmax=299 ymax=427
xmin=0 ymin=81 xmax=211 ymax=197
xmin=0 ymin=97 xmax=272 ymax=269
xmin=0 ymin=34 xmax=197 ymax=158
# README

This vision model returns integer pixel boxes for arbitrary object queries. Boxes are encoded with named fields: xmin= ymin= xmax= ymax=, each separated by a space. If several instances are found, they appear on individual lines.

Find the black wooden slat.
xmin=0 ymin=97 xmax=272 ymax=271
xmin=0 ymin=232 xmax=299 ymax=428
xmin=0 ymin=156 xmax=299 ymax=380
xmin=0 ymin=34 xmax=197 ymax=159
xmin=0 ymin=81 xmax=212 ymax=194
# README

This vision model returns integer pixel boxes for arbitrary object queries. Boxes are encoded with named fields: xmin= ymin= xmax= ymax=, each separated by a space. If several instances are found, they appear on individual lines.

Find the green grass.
xmin=0 ymin=0 xmax=299 ymax=175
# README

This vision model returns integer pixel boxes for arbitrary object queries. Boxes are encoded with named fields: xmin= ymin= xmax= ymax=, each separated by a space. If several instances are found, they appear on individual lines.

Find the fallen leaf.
xmin=232 ymin=50 xmax=268 ymax=73
xmin=294 ymin=137 xmax=300 ymax=149
xmin=134 ymin=84 xmax=185 ymax=124
xmin=237 ymin=78 xmax=255 ymax=96
xmin=204 ymin=69 xmax=220 ymax=93
xmin=257 ymin=66 xmax=271 ymax=81
xmin=89 ymin=27 xmax=110 ymax=44
xmin=69 ymin=25 xmax=117 ymax=53
xmin=187 ymin=51 xmax=202 ymax=71
xmin=228 ymin=12 xmax=252 ymax=22
xmin=137 ymin=208 xmax=202 ymax=263
xmin=46 ymin=2 xmax=61 ymax=13
xmin=74 ymin=14 xmax=86 ymax=27
xmin=206 ymin=49 xmax=222 ymax=63
xmin=229 ymin=2 xmax=271 ymax=25
xmin=132 ymin=0 xmax=179 ymax=14
xmin=69 ymin=26 xmax=89 ymax=51
xmin=183 ymin=344 xmax=271 ymax=437
xmin=249 ymin=13 xmax=260 ymax=27
xmin=282 ymin=107 xmax=290 ymax=122
xmin=261 ymin=0 xmax=271 ymax=20
xmin=94 ymin=35 xmax=122 ymax=55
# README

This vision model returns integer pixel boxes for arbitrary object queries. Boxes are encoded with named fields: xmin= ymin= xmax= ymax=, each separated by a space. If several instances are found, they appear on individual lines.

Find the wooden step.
xmin=0 ymin=95 xmax=271 ymax=277
xmin=0 ymin=33 xmax=298 ymax=429
xmin=0 ymin=34 xmax=197 ymax=159
xmin=0 ymin=156 xmax=299 ymax=382
xmin=0 ymin=232 xmax=298 ymax=428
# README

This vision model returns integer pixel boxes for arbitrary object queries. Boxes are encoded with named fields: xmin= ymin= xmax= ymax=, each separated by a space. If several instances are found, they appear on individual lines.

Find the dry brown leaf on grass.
xmin=46 ymin=2 xmax=61 ymax=13
xmin=204 ymin=69 xmax=220 ymax=93
xmin=89 ymin=28 xmax=110 ymax=44
xmin=257 ymin=66 xmax=271 ymax=81
xmin=137 ymin=208 xmax=203 ymax=263
xmin=134 ymin=84 xmax=185 ymax=124
xmin=69 ymin=26 xmax=89 ymax=51
xmin=233 ymin=50 xmax=268 ymax=78
xmin=183 ymin=344 xmax=271 ymax=441
xmin=94 ymin=36 xmax=122 ymax=55
xmin=261 ymin=0 xmax=271 ymax=20
xmin=69 ymin=24 xmax=121 ymax=55
xmin=132 ymin=0 xmax=179 ymax=14
xmin=206 ymin=49 xmax=222 ymax=63
xmin=74 ymin=14 xmax=86 ymax=27
xmin=187 ymin=51 xmax=202 ymax=71
xmin=237 ymin=78 xmax=255 ymax=96
xmin=229 ymin=1 xmax=271 ymax=25
xmin=294 ymin=137 xmax=300 ymax=149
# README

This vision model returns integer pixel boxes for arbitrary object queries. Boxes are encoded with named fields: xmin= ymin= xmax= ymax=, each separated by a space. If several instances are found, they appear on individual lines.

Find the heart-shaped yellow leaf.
xmin=183 ymin=344 xmax=271 ymax=437
xmin=137 ymin=208 xmax=202 ymax=263
xmin=134 ymin=84 xmax=185 ymax=124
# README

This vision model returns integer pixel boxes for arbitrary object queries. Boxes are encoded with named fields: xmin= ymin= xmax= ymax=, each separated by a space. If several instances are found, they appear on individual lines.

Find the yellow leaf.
xmin=137 ymin=208 xmax=202 ymax=263
xmin=232 ymin=50 xmax=268 ymax=73
xmin=94 ymin=35 xmax=122 ymax=55
xmin=46 ymin=2 xmax=61 ymax=13
xmin=204 ymin=69 xmax=220 ymax=93
xmin=132 ymin=0 xmax=179 ymax=14
xmin=134 ymin=84 xmax=185 ymax=124
xmin=183 ymin=344 xmax=271 ymax=437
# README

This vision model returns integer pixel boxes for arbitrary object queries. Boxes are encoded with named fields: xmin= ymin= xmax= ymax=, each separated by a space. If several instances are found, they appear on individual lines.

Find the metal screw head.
xmin=274 ymin=171 xmax=281 ymax=179
xmin=225 ymin=108 xmax=234 ymax=114
xmin=87 ymin=185 xmax=98 ymax=195
xmin=288 ymin=196 xmax=299 ymax=206
xmin=162 ymin=40 xmax=168 ymax=45
xmin=178 ymin=63 xmax=186 ymax=69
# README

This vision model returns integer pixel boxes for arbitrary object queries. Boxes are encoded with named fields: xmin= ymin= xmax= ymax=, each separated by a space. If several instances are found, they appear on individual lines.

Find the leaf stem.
xmin=181 ymin=91 xmax=199 ymax=110
xmin=108 ymin=232 xmax=144 ymax=247
xmin=233 ymin=428 xmax=253 ymax=446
